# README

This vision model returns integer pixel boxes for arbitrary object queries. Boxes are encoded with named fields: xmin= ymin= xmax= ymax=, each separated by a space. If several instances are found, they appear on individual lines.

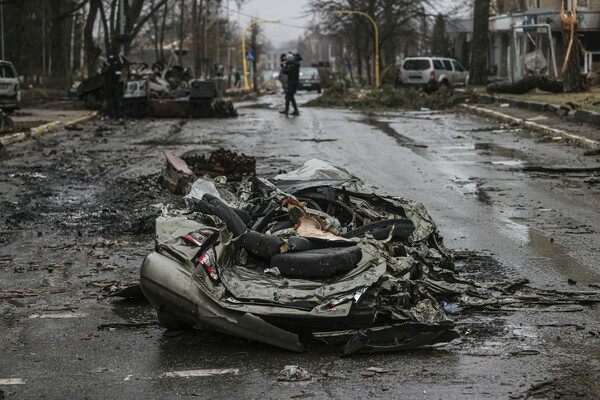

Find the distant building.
xmin=448 ymin=0 xmax=600 ymax=80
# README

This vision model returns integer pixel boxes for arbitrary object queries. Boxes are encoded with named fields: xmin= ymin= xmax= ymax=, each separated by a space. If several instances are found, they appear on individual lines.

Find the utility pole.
xmin=242 ymin=20 xmax=280 ymax=90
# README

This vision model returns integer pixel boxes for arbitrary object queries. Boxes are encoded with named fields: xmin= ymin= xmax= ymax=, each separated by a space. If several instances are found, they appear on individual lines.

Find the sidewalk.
xmin=462 ymin=101 xmax=600 ymax=149
xmin=1 ymin=101 xmax=98 ymax=147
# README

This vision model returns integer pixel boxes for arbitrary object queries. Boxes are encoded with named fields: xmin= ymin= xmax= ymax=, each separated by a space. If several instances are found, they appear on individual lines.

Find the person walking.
xmin=280 ymin=53 xmax=300 ymax=116
xmin=278 ymin=53 xmax=288 ymax=94
xmin=101 ymin=54 xmax=124 ymax=120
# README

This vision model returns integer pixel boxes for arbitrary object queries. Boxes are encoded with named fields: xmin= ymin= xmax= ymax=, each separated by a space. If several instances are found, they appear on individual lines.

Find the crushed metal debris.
xmin=140 ymin=159 xmax=600 ymax=354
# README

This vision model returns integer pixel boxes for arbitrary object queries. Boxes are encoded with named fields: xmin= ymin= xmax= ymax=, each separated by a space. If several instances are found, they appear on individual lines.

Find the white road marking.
xmin=0 ymin=378 xmax=26 ymax=385
xmin=124 ymin=375 xmax=133 ymax=381
xmin=164 ymin=369 xmax=239 ymax=378
xmin=29 ymin=313 xmax=86 ymax=319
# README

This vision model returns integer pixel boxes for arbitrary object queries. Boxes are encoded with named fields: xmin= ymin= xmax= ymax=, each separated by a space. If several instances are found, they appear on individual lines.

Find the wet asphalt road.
xmin=1 ymin=91 xmax=599 ymax=399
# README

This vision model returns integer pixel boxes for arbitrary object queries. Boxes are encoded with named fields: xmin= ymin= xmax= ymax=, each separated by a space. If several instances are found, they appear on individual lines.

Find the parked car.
xmin=298 ymin=67 xmax=322 ymax=93
xmin=0 ymin=61 xmax=21 ymax=111
xmin=399 ymin=57 xmax=469 ymax=92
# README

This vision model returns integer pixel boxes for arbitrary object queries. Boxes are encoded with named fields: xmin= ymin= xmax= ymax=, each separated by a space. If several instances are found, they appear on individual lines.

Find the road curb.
xmin=0 ymin=110 xmax=99 ymax=148
xmin=460 ymin=104 xmax=600 ymax=150
xmin=480 ymin=93 xmax=600 ymax=127
xmin=65 ymin=110 xmax=100 ymax=127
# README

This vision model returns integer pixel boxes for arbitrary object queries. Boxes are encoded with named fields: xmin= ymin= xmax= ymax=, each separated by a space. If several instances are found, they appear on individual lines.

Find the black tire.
xmin=271 ymin=246 xmax=363 ymax=279
xmin=83 ymin=90 xmax=103 ymax=109
xmin=157 ymin=309 xmax=190 ymax=330
xmin=317 ymin=87 xmax=322 ymax=94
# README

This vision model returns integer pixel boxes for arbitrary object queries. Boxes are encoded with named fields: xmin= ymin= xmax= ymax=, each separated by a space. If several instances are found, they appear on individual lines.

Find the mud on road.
xmin=1 ymin=93 xmax=600 ymax=399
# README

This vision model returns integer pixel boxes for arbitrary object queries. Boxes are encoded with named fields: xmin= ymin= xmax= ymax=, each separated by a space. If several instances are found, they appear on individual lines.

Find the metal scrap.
xmin=0 ymin=289 xmax=65 ymax=300
xmin=182 ymin=148 xmax=256 ymax=177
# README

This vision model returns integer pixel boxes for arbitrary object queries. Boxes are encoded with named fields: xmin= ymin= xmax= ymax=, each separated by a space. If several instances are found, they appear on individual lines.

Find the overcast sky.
xmin=232 ymin=0 xmax=463 ymax=49
xmin=235 ymin=0 xmax=313 ymax=49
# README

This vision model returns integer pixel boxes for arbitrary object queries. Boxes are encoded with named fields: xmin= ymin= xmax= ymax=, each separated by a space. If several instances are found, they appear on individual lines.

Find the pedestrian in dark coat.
xmin=280 ymin=53 xmax=300 ymax=115
xmin=102 ymin=55 xmax=124 ymax=120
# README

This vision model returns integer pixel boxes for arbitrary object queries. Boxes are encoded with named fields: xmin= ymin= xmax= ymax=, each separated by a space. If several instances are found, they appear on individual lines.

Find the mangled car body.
xmin=141 ymin=160 xmax=461 ymax=354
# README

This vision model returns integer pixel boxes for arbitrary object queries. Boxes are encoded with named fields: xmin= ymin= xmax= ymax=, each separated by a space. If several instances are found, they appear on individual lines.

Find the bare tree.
xmin=469 ymin=0 xmax=490 ymax=85
xmin=561 ymin=0 xmax=584 ymax=92
xmin=248 ymin=22 xmax=264 ymax=92
xmin=309 ymin=0 xmax=426 ymax=84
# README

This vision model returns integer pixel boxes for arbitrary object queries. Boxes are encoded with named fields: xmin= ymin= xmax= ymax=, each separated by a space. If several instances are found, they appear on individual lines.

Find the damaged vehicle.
xmin=141 ymin=160 xmax=465 ymax=354
xmin=78 ymin=53 xmax=235 ymax=118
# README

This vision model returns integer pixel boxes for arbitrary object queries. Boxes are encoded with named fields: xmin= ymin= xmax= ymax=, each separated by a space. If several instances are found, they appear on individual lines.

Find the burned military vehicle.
xmin=78 ymin=58 xmax=235 ymax=118
xmin=140 ymin=160 xmax=465 ymax=354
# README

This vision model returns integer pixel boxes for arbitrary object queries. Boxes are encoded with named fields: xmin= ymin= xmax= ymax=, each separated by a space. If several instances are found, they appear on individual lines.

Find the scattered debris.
xmin=441 ymin=301 xmax=463 ymax=314
xmin=0 ymin=289 xmax=65 ymax=300
xmin=584 ymin=175 xmax=600 ymax=185
xmin=0 ymin=378 xmax=26 ymax=385
xmin=87 ymin=281 xmax=142 ymax=298
xmin=98 ymin=320 xmax=157 ymax=330
xmin=163 ymin=151 xmax=195 ymax=194
xmin=142 ymin=159 xmax=600 ymax=354
xmin=164 ymin=369 xmax=239 ymax=378
xmin=583 ymin=149 xmax=600 ymax=156
xmin=290 ymin=393 xmax=315 ymax=399
xmin=509 ymin=349 xmax=540 ymax=356
xmin=305 ymin=86 xmax=487 ymax=110
xmin=522 ymin=165 xmax=600 ymax=173
xmin=278 ymin=366 xmax=311 ymax=382
xmin=182 ymin=148 xmax=256 ymax=178
xmin=162 ymin=148 xmax=256 ymax=194
xmin=366 ymin=367 xmax=389 ymax=374
xmin=486 ymin=74 xmax=562 ymax=94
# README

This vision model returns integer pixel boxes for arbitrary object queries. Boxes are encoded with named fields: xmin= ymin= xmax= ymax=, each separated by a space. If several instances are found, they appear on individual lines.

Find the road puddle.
xmin=475 ymin=143 xmax=527 ymax=167
xmin=527 ymin=228 xmax=600 ymax=284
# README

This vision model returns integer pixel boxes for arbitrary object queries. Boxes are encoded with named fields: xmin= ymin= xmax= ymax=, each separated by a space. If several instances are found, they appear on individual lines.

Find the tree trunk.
xmin=561 ymin=18 xmax=584 ymax=92
xmin=84 ymin=0 xmax=102 ymax=77
xmin=179 ymin=0 xmax=185 ymax=56
xmin=192 ymin=0 xmax=202 ymax=77
xmin=469 ymin=0 xmax=490 ymax=85
xmin=49 ymin=0 xmax=70 ymax=82
xmin=160 ymin=2 xmax=167 ymax=62
xmin=356 ymin=46 xmax=363 ymax=81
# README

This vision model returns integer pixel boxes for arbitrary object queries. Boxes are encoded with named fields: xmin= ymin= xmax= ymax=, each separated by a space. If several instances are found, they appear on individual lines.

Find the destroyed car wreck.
xmin=141 ymin=159 xmax=477 ymax=354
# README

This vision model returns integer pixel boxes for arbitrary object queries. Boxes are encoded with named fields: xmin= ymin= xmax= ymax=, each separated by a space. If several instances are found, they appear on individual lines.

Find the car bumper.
xmin=399 ymin=80 xmax=438 ymax=91
xmin=140 ymin=252 xmax=304 ymax=352
xmin=0 ymin=96 xmax=19 ymax=110
xmin=298 ymin=83 xmax=320 ymax=90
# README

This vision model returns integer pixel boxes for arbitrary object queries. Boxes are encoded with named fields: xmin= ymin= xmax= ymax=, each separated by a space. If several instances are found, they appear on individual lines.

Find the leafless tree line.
xmin=2 ymin=0 xmax=246 ymax=86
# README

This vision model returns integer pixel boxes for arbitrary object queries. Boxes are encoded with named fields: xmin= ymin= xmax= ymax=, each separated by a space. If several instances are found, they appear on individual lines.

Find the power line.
xmin=235 ymin=8 xmax=308 ymax=30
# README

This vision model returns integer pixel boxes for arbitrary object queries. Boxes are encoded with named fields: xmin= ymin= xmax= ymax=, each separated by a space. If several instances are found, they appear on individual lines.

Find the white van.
xmin=400 ymin=57 xmax=469 ymax=92
xmin=0 ymin=61 xmax=20 ymax=111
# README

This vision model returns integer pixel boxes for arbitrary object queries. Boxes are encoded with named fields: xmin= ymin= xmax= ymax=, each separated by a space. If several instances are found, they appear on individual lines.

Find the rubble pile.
xmin=162 ymin=149 xmax=255 ymax=194
xmin=144 ymin=159 xmax=600 ymax=353
xmin=144 ymin=160 xmax=469 ymax=353
xmin=183 ymin=148 xmax=256 ymax=177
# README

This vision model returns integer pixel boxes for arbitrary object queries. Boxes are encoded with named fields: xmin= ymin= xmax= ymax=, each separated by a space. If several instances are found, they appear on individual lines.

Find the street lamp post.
xmin=335 ymin=10 xmax=379 ymax=88
xmin=242 ymin=20 xmax=280 ymax=90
